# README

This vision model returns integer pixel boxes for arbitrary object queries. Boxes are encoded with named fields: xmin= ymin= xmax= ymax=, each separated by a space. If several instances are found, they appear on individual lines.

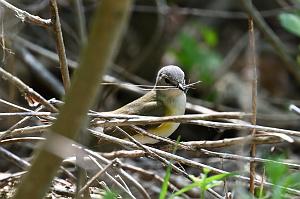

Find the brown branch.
xmin=247 ymin=8 xmax=258 ymax=193
xmin=0 ymin=67 xmax=58 ymax=112
xmin=88 ymin=128 xmax=300 ymax=196
xmin=13 ymin=0 xmax=134 ymax=198
xmin=0 ymin=137 xmax=46 ymax=145
xmin=78 ymin=159 xmax=120 ymax=196
xmin=200 ymin=149 xmax=300 ymax=170
xmin=0 ymin=0 xmax=51 ymax=27
xmin=49 ymin=0 xmax=70 ymax=90
xmin=94 ymin=112 xmax=250 ymax=126
xmin=240 ymin=0 xmax=300 ymax=85
xmin=162 ymin=135 xmax=282 ymax=150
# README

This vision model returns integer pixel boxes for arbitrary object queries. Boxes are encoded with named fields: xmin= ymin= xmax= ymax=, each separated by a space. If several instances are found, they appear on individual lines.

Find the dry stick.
xmin=134 ymin=4 xmax=300 ymax=19
xmin=115 ymin=127 xmax=189 ymax=177
xmin=101 ymin=148 xmax=300 ymax=171
xmin=116 ymin=168 xmax=151 ymax=199
xmin=0 ymin=0 xmax=51 ymax=27
xmin=0 ymin=111 xmax=53 ymax=117
xmin=0 ymin=125 xmax=51 ymax=139
xmin=0 ymin=146 xmax=30 ymax=170
xmin=0 ymin=137 xmax=46 ymax=145
xmin=247 ymin=6 xmax=258 ymax=194
xmin=0 ymin=113 xmax=296 ymax=141
xmin=240 ymin=0 xmax=300 ymax=85
xmin=0 ymin=133 xmax=289 ymax=194
xmin=80 ymin=151 xmax=148 ymax=199
xmin=0 ymin=67 xmax=57 ymax=112
xmin=0 ymin=106 xmax=45 ymax=140
xmin=199 ymin=149 xmax=300 ymax=171
xmin=94 ymin=112 xmax=250 ymax=126
xmin=78 ymin=159 xmax=119 ymax=195
xmin=49 ymin=0 xmax=70 ymax=90
xmin=290 ymin=104 xmax=300 ymax=115
xmin=88 ymin=129 xmax=300 ymax=196
xmin=70 ymin=145 xmax=148 ymax=199
xmin=93 ymin=114 xmax=299 ymax=138
xmin=74 ymin=0 xmax=87 ymax=44
xmin=0 ymin=124 xmax=282 ymax=149
xmin=171 ymin=135 xmax=282 ymax=149
xmin=188 ymin=120 xmax=299 ymax=137
xmin=121 ymin=164 xmax=191 ymax=199
xmin=13 ymin=1 xmax=133 ymax=198
xmin=0 ymin=146 xmax=76 ymax=181
xmin=0 ymin=98 xmax=33 ymax=112
xmin=86 ymin=156 xmax=134 ymax=198
xmin=101 ymin=145 xmax=300 ymax=170
xmin=114 ymin=127 xmax=224 ymax=198
xmin=78 ymin=146 xmax=191 ymax=199
xmin=0 ymin=99 xmax=55 ymax=139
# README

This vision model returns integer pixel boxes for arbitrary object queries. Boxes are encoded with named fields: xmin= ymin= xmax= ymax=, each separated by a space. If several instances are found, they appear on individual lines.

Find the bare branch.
xmin=49 ymin=0 xmax=70 ymax=90
xmin=0 ymin=0 xmax=51 ymax=27
xmin=0 ymin=67 xmax=58 ymax=112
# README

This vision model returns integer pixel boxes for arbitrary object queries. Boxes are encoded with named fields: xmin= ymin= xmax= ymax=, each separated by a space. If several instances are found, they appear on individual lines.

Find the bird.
xmin=92 ymin=65 xmax=187 ymax=147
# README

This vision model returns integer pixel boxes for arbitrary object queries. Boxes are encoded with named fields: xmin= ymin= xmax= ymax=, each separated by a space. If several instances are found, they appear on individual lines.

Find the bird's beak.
xmin=177 ymin=83 xmax=186 ymax=92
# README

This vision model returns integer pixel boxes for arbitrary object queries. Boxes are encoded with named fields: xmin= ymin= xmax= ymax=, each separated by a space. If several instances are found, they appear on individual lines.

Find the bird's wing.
xmin=92 ymin=91 xmax=166 ymax=149
xmin=102 ymin=91 xmax=165 ymax=137
xmin=112 ymin=90 xmax=165 ymax=117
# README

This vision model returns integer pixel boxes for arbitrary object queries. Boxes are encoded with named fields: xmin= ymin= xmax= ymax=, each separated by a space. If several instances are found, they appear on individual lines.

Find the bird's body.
xmin=93 ymin=65 xmax=187 ymax=146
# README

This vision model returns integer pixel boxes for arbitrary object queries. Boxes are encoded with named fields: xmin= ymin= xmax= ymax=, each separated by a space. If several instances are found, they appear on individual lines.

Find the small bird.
xmin=93 ymin=65 xmax=187 ymax=145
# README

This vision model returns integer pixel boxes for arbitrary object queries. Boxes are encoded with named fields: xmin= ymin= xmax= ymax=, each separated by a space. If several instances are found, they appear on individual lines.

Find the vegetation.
xmin=0 ymin=0 xmax=300 ymax=198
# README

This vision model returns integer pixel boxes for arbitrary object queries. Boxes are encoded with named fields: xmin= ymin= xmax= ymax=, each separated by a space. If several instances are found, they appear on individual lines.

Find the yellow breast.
xmin=132 ymin=93 xmax=186 ymax=144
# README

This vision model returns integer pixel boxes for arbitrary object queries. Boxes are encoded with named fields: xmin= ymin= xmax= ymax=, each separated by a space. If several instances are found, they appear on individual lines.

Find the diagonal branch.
xmin=0 ymin=0 xmax=51 ymax=27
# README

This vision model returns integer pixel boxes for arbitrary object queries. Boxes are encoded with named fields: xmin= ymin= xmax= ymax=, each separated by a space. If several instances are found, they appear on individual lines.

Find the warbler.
xmin=93 ymin=65 xmax=187 ymax=145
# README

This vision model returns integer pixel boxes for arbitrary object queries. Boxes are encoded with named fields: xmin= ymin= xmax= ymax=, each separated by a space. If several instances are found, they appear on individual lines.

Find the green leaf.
xmin=169 ymin=181 xmax=201 ymax=199
xmin=265 ymin=160 xmax=288 ymax=184
xmin=201 ymin=26 xmax=218 ymax=47
xmin=103 ymin=191 xmax=117 ymax=199
xmin=279 ymin=13 xmax=300 ymax=37
xmin=159 ymin=165 xmax=171 ymax=199
xmin=202 ymin=172 xmax=234 ymax=185
xmin=159 ymin=137 xmax=180 ymax=199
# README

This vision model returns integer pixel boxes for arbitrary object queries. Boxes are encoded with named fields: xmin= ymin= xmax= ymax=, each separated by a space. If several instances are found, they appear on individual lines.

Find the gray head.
xmin=155 ymin=65 xmax=186 ymax=93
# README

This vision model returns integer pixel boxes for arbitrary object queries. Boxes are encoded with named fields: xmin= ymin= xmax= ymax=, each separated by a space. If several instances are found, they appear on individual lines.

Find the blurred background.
xmin=1 ymin=0 xmax=300 ymax=162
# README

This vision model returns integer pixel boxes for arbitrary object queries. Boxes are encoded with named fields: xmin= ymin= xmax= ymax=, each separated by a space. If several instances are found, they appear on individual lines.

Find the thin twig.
xmin=0 ymin=111 xmax=54 ymax=117
xmin=0 ymin=146 xmax=30 ymax=170
xmin=93 ymin=112 xmax=250 ymax=126
xmin=290 ymin=104 xmax=300 ymax=115
xmin=88 ymin=129 xmax=300 ymax=196
xmin=134 ymin=4 xmax=300 ymax=19
xmin=0 ymin=0 xmax=51 ymax=27
xmin=0 ymin=67 xmax=58 ymax=112
xmin=121 ymin=164 xmax=191 ymax=198
xmin=71 ymin=147 xmax=148 ymax=199
xmin=246 ymin=4 xmax=258 ymax=193
xmin=78 ymin=159 xmax=119 ymax=195
xmin=0 ymin=124 xmax=51 ymax=139
xmin=49 ymin=0 xmax=70 ymax=90
xmin=114 ymin=126 xmax=189 ymax=178
xmin=240 ymin=0 xmax=300 ymax=85
xmin=0 ymin=137 xmax=46 ymax=145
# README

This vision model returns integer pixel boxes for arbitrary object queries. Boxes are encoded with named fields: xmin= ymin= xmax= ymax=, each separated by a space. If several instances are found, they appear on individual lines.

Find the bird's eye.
xmin=164 ymin=78 xmax=171 ymax=84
